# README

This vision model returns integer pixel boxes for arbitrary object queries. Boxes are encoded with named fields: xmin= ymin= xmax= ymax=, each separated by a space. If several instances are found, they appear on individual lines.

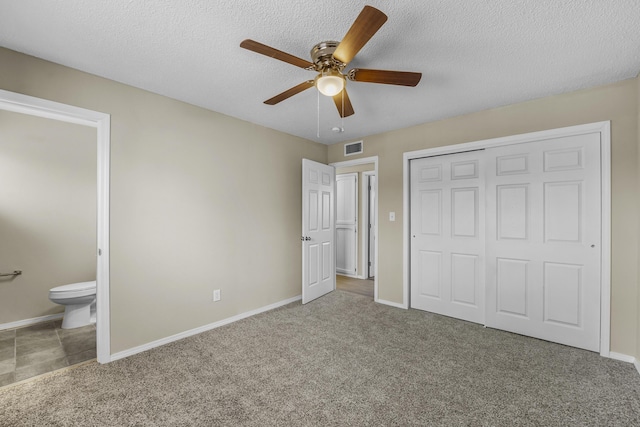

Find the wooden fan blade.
xmin=348 ymin=68 xmax=422 ymax=86
xmin=264 ymin=81 xmax=314 ymax=105
xmin=333 ymin=6 xmax=388 ymax=65
xmin=332 ymin=89 xmax=355 ymax=118
xmin=240 ymin=39 xmax=314 ymax=69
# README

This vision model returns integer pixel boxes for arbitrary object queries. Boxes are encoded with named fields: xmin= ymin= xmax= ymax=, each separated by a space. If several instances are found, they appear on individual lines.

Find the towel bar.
xmin=0 ymin=270 xmax=21 ymax=277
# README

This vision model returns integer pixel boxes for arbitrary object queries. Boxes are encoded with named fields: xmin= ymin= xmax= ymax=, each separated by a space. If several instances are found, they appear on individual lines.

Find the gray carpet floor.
xmin=1 ymin=290 xmax=639 ymax=426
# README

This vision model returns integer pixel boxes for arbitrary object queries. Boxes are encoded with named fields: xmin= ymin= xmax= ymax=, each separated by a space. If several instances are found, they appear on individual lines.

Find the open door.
xmin=302 ymin=159 xmax=335 ymax=303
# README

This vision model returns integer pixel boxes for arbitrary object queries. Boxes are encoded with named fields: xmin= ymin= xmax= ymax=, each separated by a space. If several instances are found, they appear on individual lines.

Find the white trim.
xmin=598 ymin=121 xmax=611 ymax=357
xmin=330 ymin=156 xmax=379 ymax=302
xmin=607 ymin=352 xmax=640 ymax=377
xmin=0 ymin=313 xmax=64 ymax=331
xmin=402 ymin=121 xmax=612 ymax=354
xmin=0 ymin=89 xmax=111 ymax=363
xmin=111 ymin=295 xmax=302 ymax=361
xmin=402 ymin=154 xmax=411 ymax=310
xmin=362 ymin=171 xmax=376 ymax=279
xmin=608 ymin=352 xmax=635 ymax=364
xmin=377 ymin=299 xmax=407 ymax=310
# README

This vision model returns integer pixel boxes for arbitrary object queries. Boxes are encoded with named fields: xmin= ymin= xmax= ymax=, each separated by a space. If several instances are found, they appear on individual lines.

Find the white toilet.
xmin=49 ymin=281 xmax=96 ymax=329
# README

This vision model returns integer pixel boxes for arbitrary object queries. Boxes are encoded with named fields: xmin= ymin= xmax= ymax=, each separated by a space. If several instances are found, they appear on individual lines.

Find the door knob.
xmin=305 ymin=236 xmax=312 ymax=241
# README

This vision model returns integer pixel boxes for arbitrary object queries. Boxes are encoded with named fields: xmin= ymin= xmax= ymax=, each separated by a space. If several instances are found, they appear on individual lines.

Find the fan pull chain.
xmin=317 ymin=89 xmax=320 ymax=139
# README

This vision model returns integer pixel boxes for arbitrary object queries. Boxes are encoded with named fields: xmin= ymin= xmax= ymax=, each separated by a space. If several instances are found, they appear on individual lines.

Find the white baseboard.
xmin=110 ymin=295 xmax=302 ymax=362
xmin=608 ymin=352 xmax=640 ymax=377
xmin=0 ymin=313 xmax=64 ymax=331
xmin=376 ymin=298 xmax=408 ymax=309
xmin=608 ymin=351 xmax=635 ymax=363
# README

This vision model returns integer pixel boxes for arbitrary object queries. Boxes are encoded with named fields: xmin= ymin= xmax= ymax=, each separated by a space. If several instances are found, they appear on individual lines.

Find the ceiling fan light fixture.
xmin=315 ymin=69 xmax=345 ymax=97
xmin=241 ymin=6 xmax=421 ymax=119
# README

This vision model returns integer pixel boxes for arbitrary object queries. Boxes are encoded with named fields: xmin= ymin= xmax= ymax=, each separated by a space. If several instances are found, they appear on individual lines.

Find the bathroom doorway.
xmin=0 ymin=90 xmax=111 ymax=366
xmin=0 ymin=110 xmax=97 ymax=386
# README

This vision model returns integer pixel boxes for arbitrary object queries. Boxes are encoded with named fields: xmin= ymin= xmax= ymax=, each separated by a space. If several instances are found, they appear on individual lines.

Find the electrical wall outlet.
xmin=213 ymin=289 xmax=221 ymax=302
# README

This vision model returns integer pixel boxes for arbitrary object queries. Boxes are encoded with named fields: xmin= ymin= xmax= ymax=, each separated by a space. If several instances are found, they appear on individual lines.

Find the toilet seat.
xmin=49 ymin=281 xmax=96 ymax=299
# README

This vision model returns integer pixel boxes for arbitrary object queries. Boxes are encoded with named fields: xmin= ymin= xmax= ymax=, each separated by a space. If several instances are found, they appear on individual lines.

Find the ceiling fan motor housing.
xmin=310 ymin=41 xmax=344 ymax=71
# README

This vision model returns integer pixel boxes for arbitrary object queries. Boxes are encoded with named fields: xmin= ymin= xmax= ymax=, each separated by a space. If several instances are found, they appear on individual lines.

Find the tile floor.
xmin=0 ymin=320 xmax=96 ymax=388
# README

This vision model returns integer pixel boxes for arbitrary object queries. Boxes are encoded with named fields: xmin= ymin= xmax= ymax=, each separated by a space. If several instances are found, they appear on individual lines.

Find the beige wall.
xmin=0 ymin=47 xmax=326 ymax=354
xmin=0 ymin=111 xmax=96 ymax=324
xmin=2 ymin=45 xmax=638 ymax=359
xmin=329 ymin=78 xmax=640 ymax=357
xmin=336 ymin=163 xmax=375 ymax=278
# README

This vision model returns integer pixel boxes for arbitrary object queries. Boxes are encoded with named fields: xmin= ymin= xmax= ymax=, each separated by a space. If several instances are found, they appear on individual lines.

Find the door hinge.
xmin=368 ymin=261 xmax=371 ymax=266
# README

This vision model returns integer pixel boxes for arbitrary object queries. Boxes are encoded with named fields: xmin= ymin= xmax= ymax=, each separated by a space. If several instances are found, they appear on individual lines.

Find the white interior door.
xmin=485 ymin=134 xmax=601 ymax=351
xmin=410 ymin=151 xmax=485 ymax=324
xmin=302 ymin=159 xmax=335 ymax=304
xmin=336 ymin=173 xmax=357 ymax=276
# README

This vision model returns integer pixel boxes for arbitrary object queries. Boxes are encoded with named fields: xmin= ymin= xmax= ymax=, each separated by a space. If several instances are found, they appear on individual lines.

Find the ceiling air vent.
xmin=344 ymin=140 xmax=363 ymax=156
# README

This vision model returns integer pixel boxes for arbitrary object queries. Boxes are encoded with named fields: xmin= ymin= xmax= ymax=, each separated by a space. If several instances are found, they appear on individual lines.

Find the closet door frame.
xmin=402 ymin=121 xmax=611 ymax=357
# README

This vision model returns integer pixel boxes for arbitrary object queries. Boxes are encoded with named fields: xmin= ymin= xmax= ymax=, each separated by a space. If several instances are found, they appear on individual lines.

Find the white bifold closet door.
xmin=336 ymin=173 xmax=358 ymax=276
xmin=410 ymin=151 xmax=485 ymax=324
xmin=485 ymin=134 xmax=601 ymax=352
xmin=410 ymin=132 xmax=602 ymax=352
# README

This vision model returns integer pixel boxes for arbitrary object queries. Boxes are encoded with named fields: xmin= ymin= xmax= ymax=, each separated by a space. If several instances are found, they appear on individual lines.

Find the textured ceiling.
xmin=1 ymin=0 xmax=639 ymax=145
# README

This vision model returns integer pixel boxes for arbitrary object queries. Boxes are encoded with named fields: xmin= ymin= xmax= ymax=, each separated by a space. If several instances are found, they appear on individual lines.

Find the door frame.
xmin=331 ymin=156 xmax=379 ymax=301
xmin=0 ymin=89 xmax=111 ymax=363
xmin=362 ymin=171 xmax=376 ymax=279
xmin=402 ymin=121 xmax=611 ymax=357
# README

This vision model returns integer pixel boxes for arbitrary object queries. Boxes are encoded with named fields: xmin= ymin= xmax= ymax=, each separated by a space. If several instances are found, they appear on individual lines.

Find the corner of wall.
xmin=636 ymin=74 xmax=640 ymax=360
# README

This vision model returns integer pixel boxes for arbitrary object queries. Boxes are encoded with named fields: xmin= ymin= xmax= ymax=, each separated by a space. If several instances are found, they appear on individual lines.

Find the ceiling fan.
xmin=240 ymin=5 xmax=422 ymax=118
